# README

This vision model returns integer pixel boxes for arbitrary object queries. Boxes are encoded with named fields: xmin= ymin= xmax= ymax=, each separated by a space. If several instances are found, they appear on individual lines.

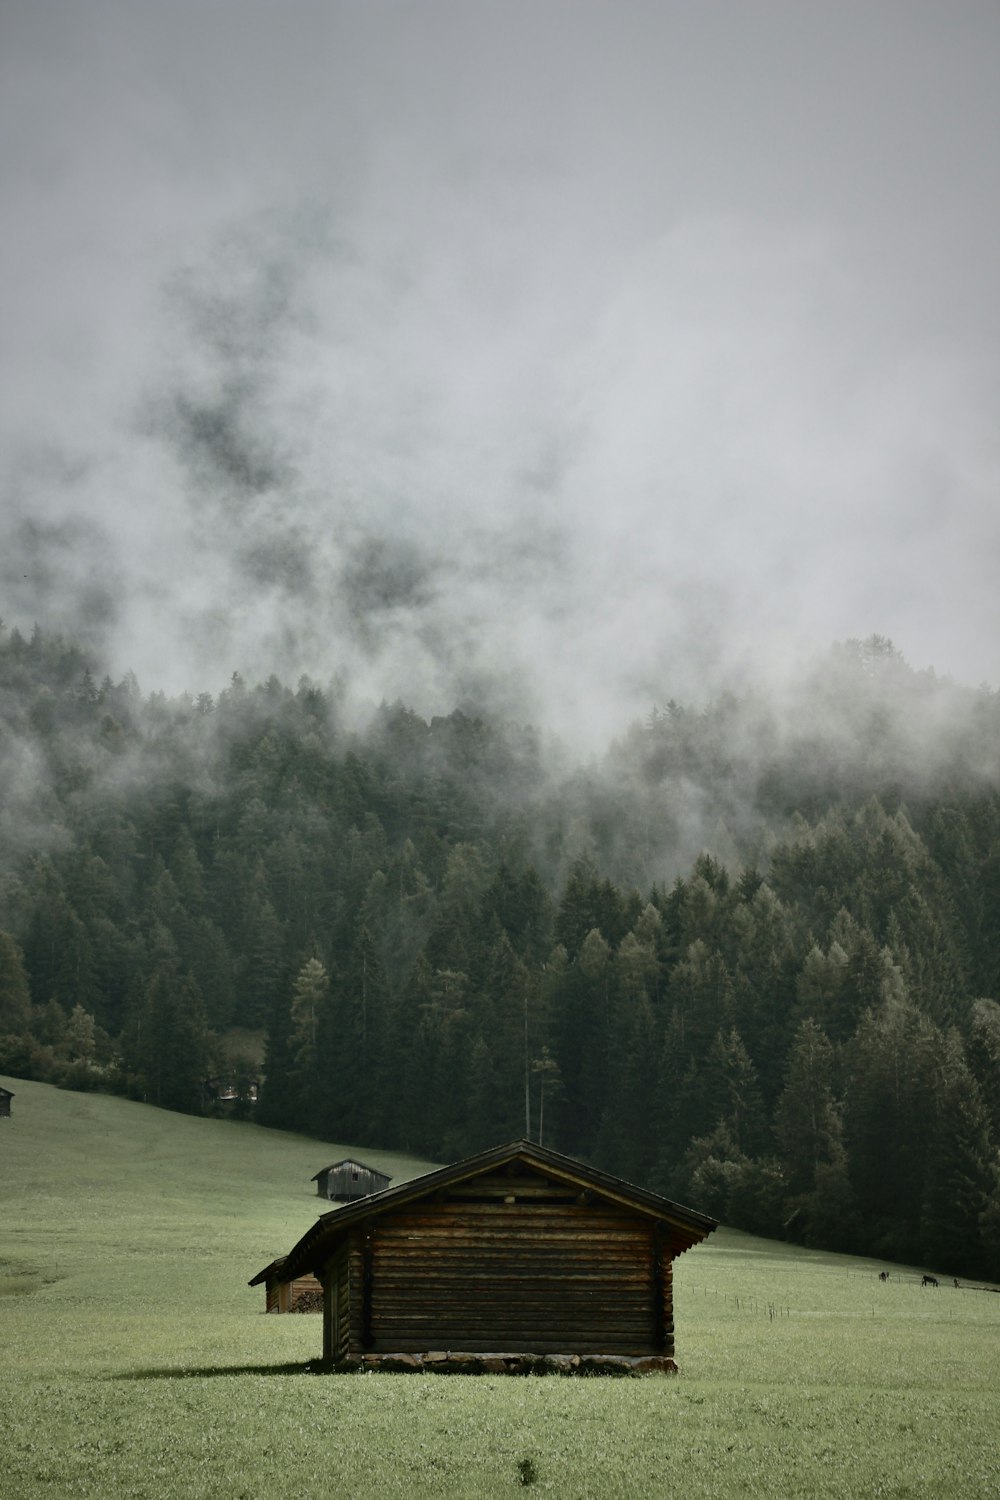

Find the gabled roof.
xmin=262 ymin=1139 xmax=717 ymax=1287
xmin=310 ymin=1158 xmax=391 ymax=1182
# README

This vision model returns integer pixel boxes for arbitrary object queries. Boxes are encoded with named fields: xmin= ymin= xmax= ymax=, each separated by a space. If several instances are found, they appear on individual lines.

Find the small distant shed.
xmin=0 ymin=1086 xmax=12 ymax=1119
xmin=249 ymin=1257 xmax=323 ymax=1313
xmin=203 ymin=1075 xmax=258 ymax=1110
xmin=259 ymin=1139 xmax=717 ymax=1373
xmin=311 ymin=1159 xmax=392 ymax=1202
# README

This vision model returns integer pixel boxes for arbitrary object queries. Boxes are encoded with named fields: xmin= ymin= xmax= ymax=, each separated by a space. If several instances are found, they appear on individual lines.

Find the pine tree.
xmin=593 ymin=989 xmax=656 ymax=1180
xmin=774 ymin=1019 xmax=841 ymax=1196
xmin=479 ymin=931 xmax=532 ymax=1143
xmin=792 ymin=941 xmax=849 ymax=1037
xmin=289 ymin=956 xmax=330 ymax=1134
xmin=187 ymin=918 xmax=236 ymax=1031
xmin=337 ymin=925 xmax=391 ymax=1142
xmin=551 ymin=928 xmax=613 ymax=1153
xmin=482 ymin=861 xmax=553 ymax=966
xmin=920 ymin=1030 xmax=995 ymax=1277
xmin=967 ymin=999 xmax=1000 ymax=1143
xmin=380 ymin=840 xmax=435 ymax=990
xmin=0 ymin=930 xmax=31 ymax=1033
xmin=665 ymin=940 xmax=734 ymax=1056
xmin=702 ymin=1027 xmax=768 ymax=1158
xmin=554 ymin=858 xmax=602 ymax=959
xmin=393 ymin=955 xmax=438 ymax=1153
xmin=257 ymin=986 xmax=296 ymax=1130
xmin=24 ymin=886 xmax=101 ymax=1014
xmin=65 ymin=1003 xmax=97 ymax=1062
xmin=242 ymin=892 xmax=287 ymax=1029
xmin=466 ymin=1034 xmax=503 ymax=1152
xmin=844 ymin=995 xmax=939 ymax=1256
xmin=730 ymin=882 xmax=798 ymax=1096
xmin=136 ymin=967 xmax=208 ymax=1114
xmin=424 ymin=843 xmax=489 ymax=974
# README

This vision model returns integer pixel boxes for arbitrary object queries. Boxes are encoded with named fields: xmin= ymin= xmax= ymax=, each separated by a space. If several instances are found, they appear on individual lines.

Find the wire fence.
xmin=694 ymin=1285 xmax=792 ymax=1320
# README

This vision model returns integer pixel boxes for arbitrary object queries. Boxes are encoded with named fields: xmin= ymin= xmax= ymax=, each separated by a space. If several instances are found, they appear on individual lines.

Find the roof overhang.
xmin=248 ymin=1256 xmax=287 ymax=1288
xmin=270 ymin=1139 xmax=717 ymax=1287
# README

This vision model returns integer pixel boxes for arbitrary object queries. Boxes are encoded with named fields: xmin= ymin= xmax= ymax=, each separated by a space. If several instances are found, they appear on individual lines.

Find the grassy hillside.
xmin=2 ymin=1077 xmax=999 ymax=1498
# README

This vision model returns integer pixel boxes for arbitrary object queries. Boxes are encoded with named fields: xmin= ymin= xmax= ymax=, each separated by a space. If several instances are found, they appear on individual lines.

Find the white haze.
xmin=1 ymin=1 xmax=998 ymax=746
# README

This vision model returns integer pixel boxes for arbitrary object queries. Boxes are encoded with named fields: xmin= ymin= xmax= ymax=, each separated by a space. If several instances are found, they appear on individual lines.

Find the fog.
xmin=2 ymin=1 xmax=998 ymax=746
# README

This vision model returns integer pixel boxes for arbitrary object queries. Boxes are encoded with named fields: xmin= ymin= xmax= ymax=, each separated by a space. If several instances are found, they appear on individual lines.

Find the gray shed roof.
xmin=309 ymin=1158 xmax=391 ymax=1182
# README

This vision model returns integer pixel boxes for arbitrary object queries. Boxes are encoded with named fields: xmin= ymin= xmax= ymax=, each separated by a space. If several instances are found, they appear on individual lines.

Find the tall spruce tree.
xmin=0 ymin=930 xmax=31 ymax=1034
xmin=844 ymin=994 xmax=939 ymax=1257
xmin=289 ymin=956 xmax=330 ymax=1135
xmin=920 ymin=1030 xmax=996 ymax=1277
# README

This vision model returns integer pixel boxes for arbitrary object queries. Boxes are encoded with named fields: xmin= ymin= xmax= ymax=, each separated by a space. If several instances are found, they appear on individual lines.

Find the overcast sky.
xmin=1 ymin=1 xmax=998 ymax=743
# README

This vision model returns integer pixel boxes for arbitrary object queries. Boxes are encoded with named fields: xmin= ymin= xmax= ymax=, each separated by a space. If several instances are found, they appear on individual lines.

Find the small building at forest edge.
xmin=250 ymin=1138 xmax=717 ymax=1373
xmin=311 ymin=1158 xmax=392 ymax=1202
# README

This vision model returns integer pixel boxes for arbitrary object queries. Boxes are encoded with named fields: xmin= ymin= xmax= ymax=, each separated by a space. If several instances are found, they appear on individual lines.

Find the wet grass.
xmin=3 ymin=1074 xmax=1000 ymax=1497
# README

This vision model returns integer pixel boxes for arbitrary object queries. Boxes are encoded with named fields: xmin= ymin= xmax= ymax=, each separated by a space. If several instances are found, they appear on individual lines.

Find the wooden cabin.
xmin=311 ymin=1159 xmax=392 ymax=1202
xmin=249 ymin=1257 xmax=323 ymax=1313
xmin=254 ymin=1139 xmax=717 ymax=1373
xmin=0 ymin=1086 xmax=12 ymax=1119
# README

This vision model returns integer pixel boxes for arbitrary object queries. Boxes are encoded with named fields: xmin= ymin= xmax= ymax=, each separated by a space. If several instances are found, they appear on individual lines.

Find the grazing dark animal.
xmin=879 ymin=1271 xmax=889 ymax=1282
xmin=922 ymin=1274 xmax=939 ymax=1288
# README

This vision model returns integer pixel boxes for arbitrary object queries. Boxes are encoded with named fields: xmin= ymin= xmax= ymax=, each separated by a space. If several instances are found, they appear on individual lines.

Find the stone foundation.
xmin=332 ymin=1351 xmax=678 ymax=1376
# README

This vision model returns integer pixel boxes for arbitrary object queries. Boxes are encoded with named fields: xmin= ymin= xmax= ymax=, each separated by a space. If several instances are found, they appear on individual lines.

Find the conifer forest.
xmin=2 ymin=622 xmax=1000 ymax=1280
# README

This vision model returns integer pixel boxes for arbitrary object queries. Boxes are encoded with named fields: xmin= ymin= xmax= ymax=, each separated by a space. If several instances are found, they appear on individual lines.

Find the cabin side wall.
xmin=353 ymin=1172 xmax=663 ymax=1356
xmin=320 ymin=1237 xmax=357 ymax=1363
xmin=658 ymin=1242 xmax=675 ymax=1357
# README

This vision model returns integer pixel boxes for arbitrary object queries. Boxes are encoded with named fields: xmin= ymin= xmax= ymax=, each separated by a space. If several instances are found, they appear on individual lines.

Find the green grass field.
xmin=2 ymin=1075 xmax=999 ymax=1498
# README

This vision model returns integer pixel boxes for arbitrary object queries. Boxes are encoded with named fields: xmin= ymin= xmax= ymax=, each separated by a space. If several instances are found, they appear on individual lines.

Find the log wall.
xmin=322 ymin=1242 xmax=351 ymax=1362
xmin=321 ymin=1170 xmax=672 ymax=1358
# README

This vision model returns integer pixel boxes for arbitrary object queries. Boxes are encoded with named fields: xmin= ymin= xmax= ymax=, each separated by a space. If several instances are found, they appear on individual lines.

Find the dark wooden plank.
xmin=370 ymin=1254 xmax=649 ymax=1270
xmin=347 ymin=1229 xmax=365 ymax=1359
xmin=372 ymin=1228 xmax=650 ymax=1246
xmin=370 ymin=1277 xmax=652 ymax=1293
xmin=385 ymin=1202 xmax=640 ymax=1221
xmin=371 ymin=1296 xmax=653 ymax=1314
xmin=372 ymin=1310 xmax=651 ymax=1326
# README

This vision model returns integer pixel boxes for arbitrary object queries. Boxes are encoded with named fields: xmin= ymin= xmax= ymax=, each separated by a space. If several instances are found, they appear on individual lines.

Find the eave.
xmin=273 ymin=1139 xmax=717 ymax=1286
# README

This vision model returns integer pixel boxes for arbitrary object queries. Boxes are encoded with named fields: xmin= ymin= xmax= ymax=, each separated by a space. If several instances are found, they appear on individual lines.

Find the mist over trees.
xmin=2 ymin=620 xmax=1000 ymax=1278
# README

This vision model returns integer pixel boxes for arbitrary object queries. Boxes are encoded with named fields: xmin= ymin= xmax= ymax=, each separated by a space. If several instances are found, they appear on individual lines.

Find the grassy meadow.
xmin=2 ymin=1075 xmax=1000 ymax=1498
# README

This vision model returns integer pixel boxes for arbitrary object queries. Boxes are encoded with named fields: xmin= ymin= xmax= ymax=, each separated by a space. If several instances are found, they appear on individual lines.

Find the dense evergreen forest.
xmin=2 ymin=620 xmax=1000 ymax=1279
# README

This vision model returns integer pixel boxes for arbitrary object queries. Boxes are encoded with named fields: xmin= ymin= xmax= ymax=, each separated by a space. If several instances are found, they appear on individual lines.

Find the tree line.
xmin=1 ymin=621 xmax=999 ymax=1278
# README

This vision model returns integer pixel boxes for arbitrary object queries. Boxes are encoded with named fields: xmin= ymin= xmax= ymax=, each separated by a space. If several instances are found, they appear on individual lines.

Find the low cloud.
xmin=1 ymin=2 xmax=998 ymax=747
